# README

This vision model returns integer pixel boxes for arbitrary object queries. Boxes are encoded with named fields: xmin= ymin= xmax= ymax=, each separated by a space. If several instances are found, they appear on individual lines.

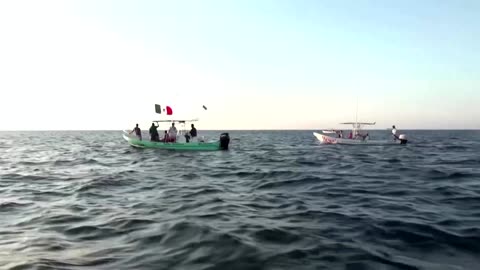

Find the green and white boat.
xmin=123 ymin=119 xmax=230 ymax=151
xmin=123 ymin=132 xmax=228 ymax=151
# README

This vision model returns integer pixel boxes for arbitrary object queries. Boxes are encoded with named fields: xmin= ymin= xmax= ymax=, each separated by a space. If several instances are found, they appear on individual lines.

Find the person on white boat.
xmin=392 ymin=125 xmax=399 ymax=141
xmin=168 ymin=123 xmax=178 ymax=142
xmin=348 ymin=131 xmax=353 ymax=139
xmin=353 ymin=130 xmax=360 ymax=140
xmin=358 ymin=133 xmax=369 ymax=141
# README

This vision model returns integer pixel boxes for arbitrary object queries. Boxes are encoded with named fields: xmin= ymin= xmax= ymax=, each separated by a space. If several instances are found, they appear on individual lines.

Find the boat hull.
xmin=313 ymin=132 xmax=404 ymax=145
xmin=123 ymin=133 xmax=222 ymax=151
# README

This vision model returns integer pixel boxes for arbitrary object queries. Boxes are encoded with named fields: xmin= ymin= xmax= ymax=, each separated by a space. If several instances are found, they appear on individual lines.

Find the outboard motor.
xmin=219 ymin=133 xmax=230 ymax=150
xmin=399 ymin=134 xmax=408 ymax=144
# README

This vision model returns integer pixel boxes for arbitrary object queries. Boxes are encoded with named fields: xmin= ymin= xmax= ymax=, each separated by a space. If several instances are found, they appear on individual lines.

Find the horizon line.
xmin=1 ymin=128 xmax=479 ymax=132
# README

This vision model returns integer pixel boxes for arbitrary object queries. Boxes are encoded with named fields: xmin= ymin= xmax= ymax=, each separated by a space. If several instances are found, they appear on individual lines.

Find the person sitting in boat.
xmin=129 ymin=124 xmax=142 ymax=140
xmin=168 ymin=123 xmax=177 ymax=142
xmin=190 ymin=124 xmax=197 ymax=138
xmin=357 ymin=133 xmax=369 ymax=141
xmin=184 ymin=124 xmax=198 ymax=143
xmin=337 ymin=130 xmax=343 ymax=138
xmin=352 ymin=130 xmax=367 ymax=140
xmin=149 ymin=122 xmax=160 ymax=141
xmin=160 ymin=130 xmax=168 ymax=142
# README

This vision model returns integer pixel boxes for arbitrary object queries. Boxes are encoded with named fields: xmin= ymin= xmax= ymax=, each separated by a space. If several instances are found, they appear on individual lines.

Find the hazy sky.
xmin=1 ymin=0 xmax=479 ymax=130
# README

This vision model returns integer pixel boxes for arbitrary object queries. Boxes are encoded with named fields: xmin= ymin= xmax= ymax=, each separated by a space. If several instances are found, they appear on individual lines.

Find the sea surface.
xmin=1 ymin=130 xmax=480 ymax=270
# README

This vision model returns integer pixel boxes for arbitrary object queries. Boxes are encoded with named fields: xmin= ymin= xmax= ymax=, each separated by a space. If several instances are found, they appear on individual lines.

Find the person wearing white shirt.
xmin=168 ymin=123 xmax=178 ymax=142
xmin=392 ymin=125 xmax=398 ymax=141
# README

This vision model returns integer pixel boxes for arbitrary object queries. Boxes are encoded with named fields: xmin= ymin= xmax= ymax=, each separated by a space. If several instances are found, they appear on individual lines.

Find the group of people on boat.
xmin=334 ymin=130 xmax=369 ymax=141
xmin=331 ymin=125 xmax=399 ymax=141
xmin=148 ymin=122 xmax=178 ymax=142
xmin=129 ymin=122 xmax=198 ymax=143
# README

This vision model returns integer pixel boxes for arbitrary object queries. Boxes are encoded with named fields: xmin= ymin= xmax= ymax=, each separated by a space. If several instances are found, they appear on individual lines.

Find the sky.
xmin=0 ymin=0 xmax=479 ymax=130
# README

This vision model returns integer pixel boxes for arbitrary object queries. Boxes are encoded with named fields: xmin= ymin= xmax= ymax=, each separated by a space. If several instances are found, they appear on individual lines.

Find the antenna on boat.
xmin=354 ymin=96 xmax=359 ymax=131
xmin=355 ymin=97 xmax=358 ymax=124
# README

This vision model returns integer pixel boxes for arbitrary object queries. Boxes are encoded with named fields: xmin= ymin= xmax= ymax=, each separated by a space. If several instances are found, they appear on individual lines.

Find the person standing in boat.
xmin=129 ymin=124 xmax=142 ymax=140
xmin=392 ymin=125 xmax=399 ymax=141
xmin=168 ymin=123 xmax=177 ymax=142
xmin=149 ymin=122 xmax=159 ymax=141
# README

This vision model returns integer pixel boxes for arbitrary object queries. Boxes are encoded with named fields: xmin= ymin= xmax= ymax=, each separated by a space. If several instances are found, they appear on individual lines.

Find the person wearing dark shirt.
xmin=190 ymin=124 xmax=197 ymax=138
xmin=149 ymin=122 xmax=159 ymax=141
xmin=129 ymin=124 xmax=142 ymax=140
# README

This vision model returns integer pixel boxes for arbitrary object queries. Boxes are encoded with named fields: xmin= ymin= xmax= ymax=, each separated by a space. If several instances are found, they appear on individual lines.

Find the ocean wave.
xmin=372 ymin=220 xmax=480 ymax=253
xmin=256 ymin=175 xmax=331 ymax=190
xmin=75 ymin=172 xmax=138 ymax=193
xmin=0 ymin=201 xmax=34 ymax=212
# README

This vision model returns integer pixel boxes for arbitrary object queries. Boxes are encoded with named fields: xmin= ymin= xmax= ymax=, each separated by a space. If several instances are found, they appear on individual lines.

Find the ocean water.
xmin=1 ymin=130 xmax=479 ymax=270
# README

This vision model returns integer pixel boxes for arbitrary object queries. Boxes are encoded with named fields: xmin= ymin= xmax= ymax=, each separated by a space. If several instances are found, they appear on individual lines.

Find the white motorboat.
xmin=314 ymin=122 xmax=408 ymax=145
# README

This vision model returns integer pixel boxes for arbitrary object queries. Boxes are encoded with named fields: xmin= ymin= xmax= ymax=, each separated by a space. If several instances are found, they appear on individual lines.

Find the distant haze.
xmin=1 ymin=0 xmax=479 ymax=130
